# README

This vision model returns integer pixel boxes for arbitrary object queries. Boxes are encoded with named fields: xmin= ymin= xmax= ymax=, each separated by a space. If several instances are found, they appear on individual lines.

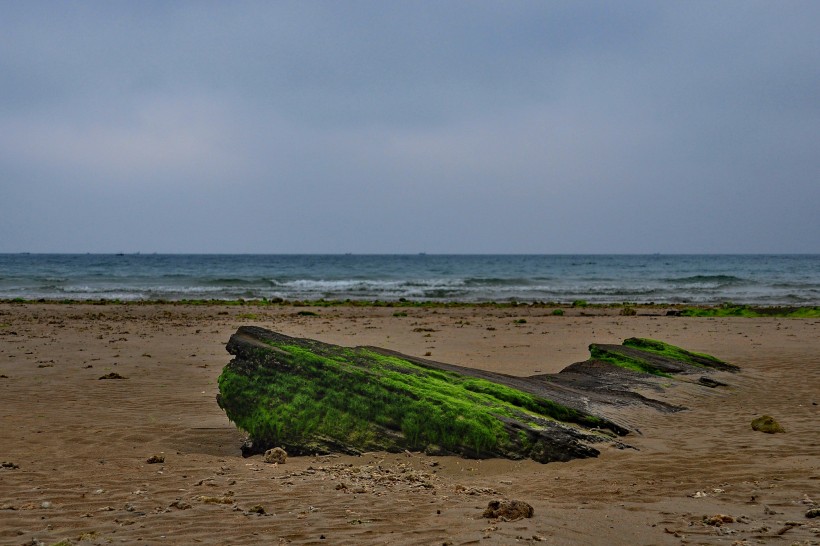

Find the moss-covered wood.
xmin=217 ymin=327 xmax=736 ymax=463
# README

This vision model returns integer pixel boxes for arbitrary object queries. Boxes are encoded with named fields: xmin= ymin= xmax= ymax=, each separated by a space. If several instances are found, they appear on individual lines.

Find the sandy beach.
xmin=1 ymin=302 xmax=818 ymax=545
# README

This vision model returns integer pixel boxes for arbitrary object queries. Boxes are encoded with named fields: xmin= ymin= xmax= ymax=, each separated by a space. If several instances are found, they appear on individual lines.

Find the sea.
xmin=0 ymin=254 xmax=818 ymax=306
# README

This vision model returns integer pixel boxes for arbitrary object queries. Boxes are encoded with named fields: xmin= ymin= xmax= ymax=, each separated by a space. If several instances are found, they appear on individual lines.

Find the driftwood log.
xmin=217 ymin=326 xmax=737 ymax=463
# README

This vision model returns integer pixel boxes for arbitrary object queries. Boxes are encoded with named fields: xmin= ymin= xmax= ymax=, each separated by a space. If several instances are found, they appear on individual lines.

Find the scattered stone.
xmin=776 ymin=521 xmax=801 ymax=535
xmin=247 ymin=504 xmax=265 ymax=515
xmin=195 ymin=495 xmax=234 ymax=505
xmin=146 ymin=454 xmax=165 ymax=464
xmin=482 ymin=500 xmax=534 ymax=521
xmin=704 ymin=514 xmax=734 ymax=526
xmin=168 ymin=500 xmax=192 ymax=510
xmin=456 ymin=484 xmax=498 ymax=496
xmin=263 ymin=447 xmax=287 ymax=464
xmin=807 ymin=508 xmax=820 ymax=518
xmin=98 ymin=372 xmax=126 ymax=380
xmin=751 ymin=415 xmax=785 ymax=433
xmin=1 ymin=461 xmax=19 ymax=469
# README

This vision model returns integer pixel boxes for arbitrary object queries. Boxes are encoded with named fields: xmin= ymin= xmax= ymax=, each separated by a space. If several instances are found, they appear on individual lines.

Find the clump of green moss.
xmin=221 ymin=345 xmax=502 ymax=454
xmin=217 ymin=339 xmax=608 ymax=458
xmin=622 ymin=338 xmax=727 ymax=368
xmin=589 ymin=338 xmax=733 ymax=376
xmin=588 ymin=344 xmax=671 ymax=377
xmin=551 ymin=309 xmax=564 ymax=316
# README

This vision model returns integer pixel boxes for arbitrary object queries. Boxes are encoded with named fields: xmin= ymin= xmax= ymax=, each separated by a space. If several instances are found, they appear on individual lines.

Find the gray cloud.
xmin=1 ymin=1 xmax=818 ymax=253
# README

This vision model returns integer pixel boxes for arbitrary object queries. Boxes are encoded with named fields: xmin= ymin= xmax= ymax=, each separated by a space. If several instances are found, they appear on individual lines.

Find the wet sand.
xmin=1 ymin=303 xmax=819 ymax=545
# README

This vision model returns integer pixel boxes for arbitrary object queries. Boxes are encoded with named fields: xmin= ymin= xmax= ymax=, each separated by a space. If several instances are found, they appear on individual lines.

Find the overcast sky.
xmin=1 ymin=1 xmax=818 ymax=254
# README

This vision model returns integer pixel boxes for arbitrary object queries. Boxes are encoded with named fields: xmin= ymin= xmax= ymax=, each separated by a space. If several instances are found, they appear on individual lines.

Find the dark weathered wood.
xmin=217 ymin=326 xmax=736 ymax=463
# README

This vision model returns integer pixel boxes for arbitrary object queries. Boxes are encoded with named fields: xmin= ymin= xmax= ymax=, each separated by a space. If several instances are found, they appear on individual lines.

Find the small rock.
xmin=247 ymin=504 xmax=265 ymax=515
xmin=1 ymin=461 xmax=19 ymax=469
xmin=195 ymin=495 xmax=233 ymax=505
xmin=704 ymin=514 xmax=734 ymax=526
xmin=751 ymin=415 xmax=785 ymax=433
xmin=146 ymin=454 xmax=165 ymax=464
xmin=98 ymin=372 xmax=126 ymax=380
xmin=169 ymin=500 xmax=192 ymax=510
xmin=807 ymin=508 xmax=820 ymax=518
xmin=482 ymin=500 xmax=534 ymax=521
xmin=263 ymin=447 xmax=287 ymax=464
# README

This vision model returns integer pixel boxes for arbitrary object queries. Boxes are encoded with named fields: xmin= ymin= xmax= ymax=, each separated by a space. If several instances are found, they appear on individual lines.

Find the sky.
xmin=1 ymin=1 xmax=818 ymax=254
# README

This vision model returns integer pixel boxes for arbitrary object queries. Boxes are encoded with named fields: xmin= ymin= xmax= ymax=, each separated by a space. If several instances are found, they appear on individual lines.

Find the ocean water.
xmin=0 ymin=254 xmax=818 ymax=305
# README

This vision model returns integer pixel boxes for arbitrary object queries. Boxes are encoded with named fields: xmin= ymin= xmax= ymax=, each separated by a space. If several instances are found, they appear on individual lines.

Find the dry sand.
xmin=1 ymin=303 xmax=818 ymax=545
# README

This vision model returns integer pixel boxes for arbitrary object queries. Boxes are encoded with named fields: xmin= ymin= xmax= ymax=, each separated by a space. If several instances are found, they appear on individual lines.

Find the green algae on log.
xmin=217 ymin=327 xmax=738 ymax=463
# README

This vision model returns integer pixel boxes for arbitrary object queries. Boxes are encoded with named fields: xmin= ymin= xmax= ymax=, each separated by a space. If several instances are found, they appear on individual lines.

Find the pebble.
xmin=482 ymin=499 xmax=534 ymax=521
xmin=263 ymin=447 xmax=287 ymax=464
